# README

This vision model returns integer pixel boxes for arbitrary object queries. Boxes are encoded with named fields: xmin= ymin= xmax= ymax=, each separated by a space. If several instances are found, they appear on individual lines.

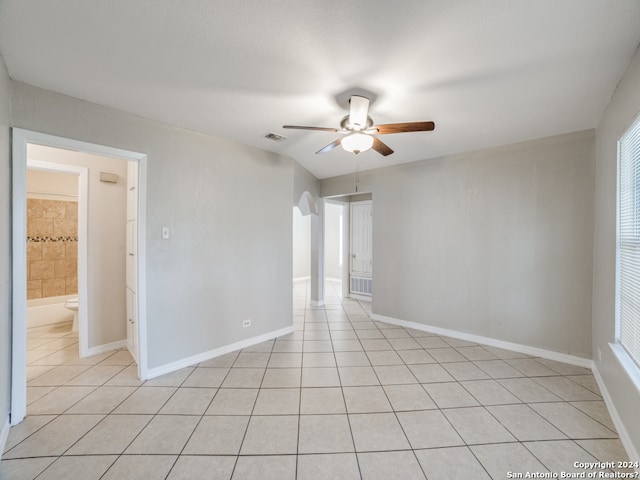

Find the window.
xmin=617 ymin=113 xmax=640 ymax=369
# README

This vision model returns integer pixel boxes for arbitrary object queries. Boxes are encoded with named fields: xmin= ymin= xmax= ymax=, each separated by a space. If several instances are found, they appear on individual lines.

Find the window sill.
xmin=609 ymin=343 xmax=640 ymax=396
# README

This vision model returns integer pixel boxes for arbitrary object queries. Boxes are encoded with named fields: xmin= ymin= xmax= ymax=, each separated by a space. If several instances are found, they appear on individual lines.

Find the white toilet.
xmin=64 ymin=297 xmax=79 ymax=332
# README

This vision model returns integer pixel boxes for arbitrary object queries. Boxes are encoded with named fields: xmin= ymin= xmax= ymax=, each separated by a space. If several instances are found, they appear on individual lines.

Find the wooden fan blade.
xmin=282 ymin=125 xmax=340 ymax=132
xmin=372 ymin=137 xmax=394 ymax=156
xmin=375 ymin=121 xmax=435 ymax=134
xmin=316 ymin=138 xmax=342 ymax=154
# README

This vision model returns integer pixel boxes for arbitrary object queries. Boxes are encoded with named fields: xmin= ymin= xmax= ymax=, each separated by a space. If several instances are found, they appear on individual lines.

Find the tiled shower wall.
xmin=27 ymin=198 xmax=78 ymax=299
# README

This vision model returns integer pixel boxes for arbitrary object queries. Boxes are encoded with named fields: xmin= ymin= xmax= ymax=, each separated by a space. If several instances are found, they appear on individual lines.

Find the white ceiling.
xmin=1 ymin=0 xmax=639 ymax=179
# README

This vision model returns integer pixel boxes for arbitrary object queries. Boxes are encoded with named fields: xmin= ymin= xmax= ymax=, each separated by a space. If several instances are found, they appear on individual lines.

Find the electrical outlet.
xmin=243 ymin=319 xmax=251 ymax=328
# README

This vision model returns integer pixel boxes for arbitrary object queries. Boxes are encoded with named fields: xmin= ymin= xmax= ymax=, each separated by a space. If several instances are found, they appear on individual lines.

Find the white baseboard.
xmin=370 ymin=313 xmax=593 ymax=369
xmin=592 ymin=360 xmax=640 ymax=463
xmin=82 ymin=339 xmax=127 ymax=358
xmin=310 ymin=300 xmax=324 ymax=307
xmin=0 ymin=416 xmax=10 ymax=461
xmin=350 ymin=293 xmax=372 ymax=302
xmin=146 ymin=325 xmax=295 ymax=380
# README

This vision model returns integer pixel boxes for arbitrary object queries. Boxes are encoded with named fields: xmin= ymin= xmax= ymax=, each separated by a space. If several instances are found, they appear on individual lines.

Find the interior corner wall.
xmin=292 ymin=207 xmax=310 ymax=279
xmin=27 ymin=145 xmax=128 ymax=349
xmin=324 ymin=202 xmax=343 ymax=280
xmin=321 ymin=129 xmax=596 ymax=358
xmin=593 ymin=45 xmax=640 ymax=457
xmin=0 ymin=53 xmax=12 ymax=439
xmin=10 ymin=81 xmax=293 ymax=370
xmin=293 ymin=161 xmax=319 ymax=206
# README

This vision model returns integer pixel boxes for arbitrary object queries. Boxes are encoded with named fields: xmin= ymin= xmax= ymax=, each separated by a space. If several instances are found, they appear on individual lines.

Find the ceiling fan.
xmin=283 ymin=95 xmax=435 ymax=156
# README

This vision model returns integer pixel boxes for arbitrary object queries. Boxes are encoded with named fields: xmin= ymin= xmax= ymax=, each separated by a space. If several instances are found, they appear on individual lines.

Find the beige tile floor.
xmin=0 ymin=280 xmax=633 ymax=479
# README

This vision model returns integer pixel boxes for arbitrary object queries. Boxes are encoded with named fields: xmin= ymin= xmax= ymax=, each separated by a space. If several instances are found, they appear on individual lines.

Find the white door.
xmin=350 ymin=201 xmax=372 ymax=277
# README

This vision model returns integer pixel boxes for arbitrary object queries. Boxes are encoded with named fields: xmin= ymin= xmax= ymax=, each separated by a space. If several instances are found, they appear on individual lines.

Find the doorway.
xmin=323 ymin=193 xmax=373 ymax=303
xmin=11 ymin=129 xmax=148 ymax=425
xmin=26 ymin=159 xmax=86 ymax=355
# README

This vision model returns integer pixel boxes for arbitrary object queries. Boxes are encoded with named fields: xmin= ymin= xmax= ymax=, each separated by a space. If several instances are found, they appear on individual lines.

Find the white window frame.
xmin=615 ymin=111 xmax=640 ymax=373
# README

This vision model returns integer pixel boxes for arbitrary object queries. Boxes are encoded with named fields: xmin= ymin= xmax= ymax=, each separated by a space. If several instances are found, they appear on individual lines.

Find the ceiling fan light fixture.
xmin=341 ymin=133 xmax=374 ymax=154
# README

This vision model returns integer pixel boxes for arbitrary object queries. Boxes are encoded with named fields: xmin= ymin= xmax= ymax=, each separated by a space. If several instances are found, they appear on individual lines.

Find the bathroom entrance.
xmin=26 ymin=160 xmax=84 ymax=344
xmin=11 ymin=129 xmax=148 ymax=426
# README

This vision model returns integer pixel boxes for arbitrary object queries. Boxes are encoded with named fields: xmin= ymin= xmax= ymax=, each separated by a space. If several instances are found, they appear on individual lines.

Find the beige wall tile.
xmin=66 ymin=277 xmax=78 ymax=295
xmin=27 ymin=199 xmax=44 ymax=218
xmin=54 ymin=258 xmax=77 ymax=278
xmin=65 ymin=241 xmax=78 ymax=259
xmin=65 ymin=201 xmax=78 ymax=219
xmin=42 ymin=200 xmax=67 ymax=219
xmin=27 ymin=280 xmax=43 ymax=300
xmin=53 ymin=218 xmax=77 ymax=236
xmin=43 ymin=278 xmax=67 ymax=297
xmin=29 ymin=260 xmax=55 ymax=280
xmin=43 ymin=242 xmax=66 ymax=260
xmin=27 ymin=242 xmax=43 ymax=261
xmin=28 ymin=218 xmax=54 ymax=237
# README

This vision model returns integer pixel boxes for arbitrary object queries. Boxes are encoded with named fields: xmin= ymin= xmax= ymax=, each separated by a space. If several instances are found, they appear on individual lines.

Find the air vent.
xmin=264 ymin=132 xmax=287 ymax=142
xmin=350 ymin=276 xmax=372 ymax=296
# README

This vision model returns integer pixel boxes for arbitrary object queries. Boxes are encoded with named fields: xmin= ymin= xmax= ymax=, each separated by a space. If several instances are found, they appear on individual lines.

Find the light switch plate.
xmin=162 ymin=227 xmax=170 ymax=239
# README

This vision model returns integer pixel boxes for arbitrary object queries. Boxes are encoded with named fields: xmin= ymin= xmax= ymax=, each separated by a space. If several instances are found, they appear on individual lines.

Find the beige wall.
xmin=592 ymin=45 xmax=640 ymax=458
xmin=27 ymin=145 xmax=128 ymax=349
xmin=0 ymin=53 xmax=10 ymax=443
xmin=11 ymin=81 xmax=293 ymax=369
xmin=322 ymin=130 xmax=595 ymax=358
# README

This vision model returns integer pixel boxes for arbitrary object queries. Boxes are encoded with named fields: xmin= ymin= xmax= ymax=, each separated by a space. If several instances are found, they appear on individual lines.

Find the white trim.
xmin=11 ymin=128 xmax=149 ymax=424
xmin=349 ymin=293 xmax=372 ymax=302
xmin=84 ymin=340 xmax=128 ymax=357
xmin=609 ymin=343 xmax=640 ymax=399
xmin=146 ymin=326 xmax=295 ymax=380
xmin=0 ymin=416 xmax=10 ymax=461
xmin=371 ymin=313 xmax=593 ymax=369
xmin=593 ymin=348 xmax=640 ymax=463
xmin=310 ymin=300 xmax=324 ymax=307
xmin=293 ymin=276 xmax=310 ymax=283
xmin=11 ymin=131 xmax=28 ymax=425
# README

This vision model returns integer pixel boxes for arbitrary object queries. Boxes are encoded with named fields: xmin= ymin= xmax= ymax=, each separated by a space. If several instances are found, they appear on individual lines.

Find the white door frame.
xmin=11 ymin=128 xmax=149 ymax=425
xmin=26 ymin=159 xmax=89 ymax=354
xmin=323 ymin=198 xmax=350 ymax=300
